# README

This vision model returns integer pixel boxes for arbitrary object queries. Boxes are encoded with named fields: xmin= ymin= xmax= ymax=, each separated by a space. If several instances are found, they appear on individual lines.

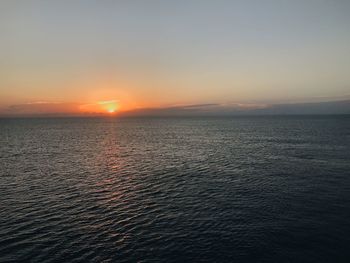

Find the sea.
xmin=0 ymin=116 xmax=349 ymax=262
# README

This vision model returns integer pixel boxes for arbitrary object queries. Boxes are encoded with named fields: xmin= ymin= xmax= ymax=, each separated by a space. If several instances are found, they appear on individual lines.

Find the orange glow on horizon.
xmin=98 ymin=100 xmax=119 ymax=114
xmin=79 ymin=100 xmax=120 ymax=115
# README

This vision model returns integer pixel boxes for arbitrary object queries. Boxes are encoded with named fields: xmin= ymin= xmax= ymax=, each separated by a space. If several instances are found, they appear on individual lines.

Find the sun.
xmin=79 ymin=100 xmax=120 ymax=115
xmin=97 ymin=100 xmax=119 ymax=114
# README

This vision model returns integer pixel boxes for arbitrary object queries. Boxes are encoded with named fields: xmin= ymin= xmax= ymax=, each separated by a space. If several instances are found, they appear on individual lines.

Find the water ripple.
xmin=1 ymin=116 xmax=350 ymax=262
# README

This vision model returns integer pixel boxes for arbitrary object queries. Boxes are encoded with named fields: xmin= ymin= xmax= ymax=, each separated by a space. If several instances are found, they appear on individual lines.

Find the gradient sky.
xmin=1 ymin=0 xmax=350 ymax=115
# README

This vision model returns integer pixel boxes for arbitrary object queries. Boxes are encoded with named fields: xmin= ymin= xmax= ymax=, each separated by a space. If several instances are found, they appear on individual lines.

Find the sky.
xmin=1 ymin=0 xmax=350 ymax=116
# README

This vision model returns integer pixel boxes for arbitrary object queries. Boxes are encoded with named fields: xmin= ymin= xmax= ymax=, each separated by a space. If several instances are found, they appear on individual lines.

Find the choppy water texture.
xmin=1 ymin=116 xmax=350 ymax=262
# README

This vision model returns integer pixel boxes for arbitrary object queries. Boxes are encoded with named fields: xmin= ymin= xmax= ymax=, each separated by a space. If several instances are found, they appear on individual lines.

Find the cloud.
xmin=0 ymin=100 xmax=122 ymax=117
xmin=118 ymin=102 xmax=269 ymax=117
xmin=118 ymin=100 xmax=350 ymax=117
xmin=1 ymin=99 xmax=349 ymax=117
xmin=97 ymin=100 xmax=119 ymax=105
xmin=0 ymin=102 xmax=82 ymax=117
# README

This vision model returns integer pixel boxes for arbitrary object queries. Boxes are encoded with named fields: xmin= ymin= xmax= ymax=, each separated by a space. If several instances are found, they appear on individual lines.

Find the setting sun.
xmin=78 ymin=100 xmax=120 ymax=115
xmin=99 ymin=100 xmax=119 ymax=114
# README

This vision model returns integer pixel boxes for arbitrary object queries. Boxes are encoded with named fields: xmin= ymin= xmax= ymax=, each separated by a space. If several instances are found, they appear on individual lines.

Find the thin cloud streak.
xmin=118 ymin=100 xmax=350 ymax=117
xmin=0 ymin=101 xmax=111 ymax=117
xmin=1 ymin=100 xmax=349 ymax=118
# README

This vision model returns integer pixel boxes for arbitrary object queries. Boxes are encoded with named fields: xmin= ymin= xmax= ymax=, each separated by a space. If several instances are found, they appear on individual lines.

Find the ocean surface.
xmin=0 ymin=116 xmax=350 ymax=263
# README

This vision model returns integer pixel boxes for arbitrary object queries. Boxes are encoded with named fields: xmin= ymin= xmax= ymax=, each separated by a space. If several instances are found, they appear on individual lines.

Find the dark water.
xmin=1 ymin=116 xmax=350 ymax=262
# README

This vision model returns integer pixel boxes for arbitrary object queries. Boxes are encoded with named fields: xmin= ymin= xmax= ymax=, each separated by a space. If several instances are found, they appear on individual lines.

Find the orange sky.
xmin=1 ymin=1 xmax=350 ymax=116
